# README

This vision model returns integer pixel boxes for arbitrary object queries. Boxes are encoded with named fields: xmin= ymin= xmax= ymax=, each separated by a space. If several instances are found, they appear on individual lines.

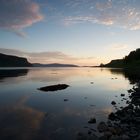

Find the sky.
xmin=0 ymin=0 xmax=140 ymax=65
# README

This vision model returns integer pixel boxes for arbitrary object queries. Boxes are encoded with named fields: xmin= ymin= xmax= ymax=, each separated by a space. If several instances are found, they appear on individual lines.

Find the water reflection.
xmin=109 ymin=68 xmax=140 ymax=84
xmin=0 ymin=95 xmax=45 ymax=140
xmin=0 ymin=69 xmax=28 ymax=81
xmin=0 ymin=68 xmax=137 ymax=140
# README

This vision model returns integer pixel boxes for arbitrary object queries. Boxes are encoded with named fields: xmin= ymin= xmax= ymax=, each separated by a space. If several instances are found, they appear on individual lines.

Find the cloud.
xmin=63 ymin=16 xmax=114 ymax=26
xmin=110 ymin=44 xmax=129 ymax=50
xmin=0 ymin=0 xmax=43 ymax=36
xmin=0 ymin=48 xmax=97 ymax=65
xmin=62 ymin=0 xmax=140 ymax=30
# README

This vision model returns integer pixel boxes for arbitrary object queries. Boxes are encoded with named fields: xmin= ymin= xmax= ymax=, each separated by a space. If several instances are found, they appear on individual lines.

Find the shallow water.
xmin=0 ymin=67 xmax=133 ymax=140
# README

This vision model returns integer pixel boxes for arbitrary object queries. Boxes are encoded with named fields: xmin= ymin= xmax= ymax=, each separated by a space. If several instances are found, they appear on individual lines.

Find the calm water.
xmin=0 ymin=67 xmax=133 ymax=140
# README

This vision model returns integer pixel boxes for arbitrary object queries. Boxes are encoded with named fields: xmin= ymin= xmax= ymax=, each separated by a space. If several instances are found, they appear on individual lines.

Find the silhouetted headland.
xmin=33 ymin=63 xmax=79 ymax=67
xmin=0 ymin=53 xmax=79 ymax=67
xmin=100 ymin=48 xmax=140 ymax=69
xmin=0 ymin=53 xmax=32 ymax=67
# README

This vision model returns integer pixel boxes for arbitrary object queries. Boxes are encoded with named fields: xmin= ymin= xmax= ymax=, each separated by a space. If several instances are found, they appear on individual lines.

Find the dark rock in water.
xmin=88 ymin=117 xmax=96 ymax=124
xmin=88 ymin=130 xmax=92 ymax=135
xmin=108 ymin=113 xmax=117 ymax=121
xmin=90 ymin=82 xmax=94 ymax=84
xmin=121 ymin=94 xmax=125 ymax=97
xmin=64 ymin=99 xmax=69 ymax=102
xmin=127 ymin=89 xmax=133 ymax=93
xmin=111 ymin=101 xmax=116 ymax=105
xmin=131 ymin=92 xmax=140 ymax=97
xmin=38 ymin=84 xmax=69 ymax=92
xmin=128 ymin=129 xmax=139 ymax=138
xmin=90 ymin=104 xmax=95 ymax=107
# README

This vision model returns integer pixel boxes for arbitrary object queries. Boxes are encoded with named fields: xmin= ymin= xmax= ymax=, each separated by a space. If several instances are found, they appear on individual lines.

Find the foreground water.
xmin=0 ymin=67 xmax=133 ymax=140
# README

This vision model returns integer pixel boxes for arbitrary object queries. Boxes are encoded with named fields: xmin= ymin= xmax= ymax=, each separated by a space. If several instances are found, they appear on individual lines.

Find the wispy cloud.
xmin=63 ymin=16 xmax=114 ymax=26
xmin=61 ymin=0 xmax=140 ymax=30
xmin=110 ymin=44 xmax=129 ymax=50
xmin=0 ymin=0 xmax=44 ymax=36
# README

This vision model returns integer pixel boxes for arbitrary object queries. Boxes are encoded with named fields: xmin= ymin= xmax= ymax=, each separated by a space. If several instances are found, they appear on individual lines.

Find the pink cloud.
xmin=0 ymin=0 xmax=43 ymax=35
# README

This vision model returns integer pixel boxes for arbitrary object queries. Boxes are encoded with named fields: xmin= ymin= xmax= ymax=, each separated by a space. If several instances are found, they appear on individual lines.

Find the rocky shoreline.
xmin=77 ymin=82 xmax=140 ymax=140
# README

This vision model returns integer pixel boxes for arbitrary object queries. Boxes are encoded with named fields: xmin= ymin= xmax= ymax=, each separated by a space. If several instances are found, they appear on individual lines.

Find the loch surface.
xmin=0 ymin=67 xmax=133 ymax=140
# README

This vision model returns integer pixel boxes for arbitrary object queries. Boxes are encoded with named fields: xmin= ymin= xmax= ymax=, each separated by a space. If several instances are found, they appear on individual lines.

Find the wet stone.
xmin=88 ymin=118 xmax=96 ymax=124
xmin=111 ymin=101 xmax=116 ymax=105
xmin=38 ymin=84 xmax=69 ymax=92
xmin=121 ymin=94 xmax=125 ymax=97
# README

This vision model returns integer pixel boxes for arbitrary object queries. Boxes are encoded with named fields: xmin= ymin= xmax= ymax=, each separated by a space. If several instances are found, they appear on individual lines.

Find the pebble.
xmin=88 ymin=117 xmax=96 ymax=124
xmin=111 ymin=101 xmax=116 ymax=105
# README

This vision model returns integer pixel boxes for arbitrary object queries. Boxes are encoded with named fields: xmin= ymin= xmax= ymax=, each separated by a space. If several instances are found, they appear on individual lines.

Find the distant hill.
xmin=0 ymin=53 xmax=79 ymax=67
xmin=0 ymin=53 xmax=32 ymax=67
xmin=33 ymin=63 xmax=79 ymax=67
xmin=101 ymin=48 xmax=140 ymax=68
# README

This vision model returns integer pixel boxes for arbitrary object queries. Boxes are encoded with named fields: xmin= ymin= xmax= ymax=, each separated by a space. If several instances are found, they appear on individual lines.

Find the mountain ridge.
xmin=0 ymin=53 xmax=79 ymax=67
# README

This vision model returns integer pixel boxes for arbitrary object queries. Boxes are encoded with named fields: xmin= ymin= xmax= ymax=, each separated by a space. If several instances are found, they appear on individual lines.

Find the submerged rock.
xmin=64 ymin=99 xmax=69 ymax=102
xmin=88 ymin=117 xmax=96 ymax=124
xmin=111 ymin=101 xmax=116 ymax=105
xmin=121 ymin=94 xmax=125 ymax=97
xmin=38 ymin=84 xmax=69 ymax=92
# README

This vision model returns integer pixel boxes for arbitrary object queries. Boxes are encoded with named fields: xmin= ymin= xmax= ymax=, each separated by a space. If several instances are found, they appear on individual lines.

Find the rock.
xmin=126 ymin=100 xmax=130 ymax=104
xmin=88 ymin=130 xmax=92 ymax=135
xmin=108 ymin=113 xmax=117 ymax=121
xmin=97 ymin=122 xmax=108 ymax=132
xmin=64 ymin=99 xmax=69 ymax=102
xmin=110 ymin=135 xmax=124 ymax=140
xmin=121 ymin=135 xmax=130 ymax=140
xmin=127 ymin=89 xmax=133 ymax=93
xmin=108 ymin=127 xmax=117 ymax=135
xmin=131 ymin=92 xmax=140 ymax=97
xmin=87 ymin=134 xmax=98 ymax=140
xmin=104 ymin=131 xmax=112 ymax=138
xmin=135 ymin=117 xmax=140 ymax=123
xmin=90 ymin=82 xmax=94 ymax=84
xmin=111 ymin=101 xmax=116 ymax=105
xmin=135 ymin=136 xmax=140 ymax=140
xmin=99 ymin=135 xmax=108 ymax=140
xmin=128 ymin=129 xmax=139 ymax=138
xmin=90 ymin=104 xmax=95 ymax=107
xmin=38 ymin=84 xmax=69 ymax=92
xmin=107 ymin=121 xmax=112 ymax=127
xmin=88 ymin=117 xmax=96 ymax=124
xmin=121 ymin=94 xmax=125 ymax=97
